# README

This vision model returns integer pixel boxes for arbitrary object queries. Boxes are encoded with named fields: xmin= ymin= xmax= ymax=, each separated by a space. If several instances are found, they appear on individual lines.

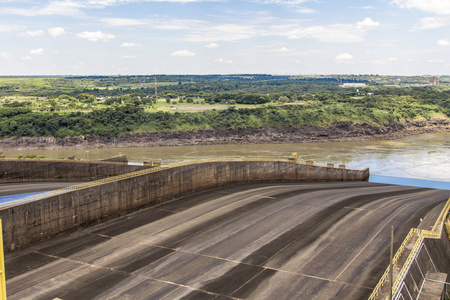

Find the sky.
xmin=0 ymin=0 xmax=449 ymax=76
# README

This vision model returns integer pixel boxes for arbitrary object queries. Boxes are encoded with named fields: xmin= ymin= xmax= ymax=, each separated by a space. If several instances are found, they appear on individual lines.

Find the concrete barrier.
xmin=99 ymin=154 xmax=128 ymax=163
xmin=0 ymin=159 xmax=369 ymax=252
xmin=0 ymin=159 xmax=149 ymax=183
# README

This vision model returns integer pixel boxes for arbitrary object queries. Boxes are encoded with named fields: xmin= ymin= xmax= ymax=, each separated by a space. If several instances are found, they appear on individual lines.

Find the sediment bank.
xmin=0 ymin=119 xmax=449 ymax=150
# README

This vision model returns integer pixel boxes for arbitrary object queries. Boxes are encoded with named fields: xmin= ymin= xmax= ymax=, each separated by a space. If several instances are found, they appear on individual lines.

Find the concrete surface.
xmin=419 ymin=272 xmax=447 ymax=300
xmin=5 ymin=182 xmax=450 ymax=300
xmin=0 ymin=160 xmax=369 ymax=252
xmin=0 ymin=159 xmax=148 ymax=183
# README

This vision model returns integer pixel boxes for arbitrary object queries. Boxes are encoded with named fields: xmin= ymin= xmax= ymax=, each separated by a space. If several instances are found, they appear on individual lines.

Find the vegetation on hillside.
xmin=0 ymin=75 xmax=449 ymax=138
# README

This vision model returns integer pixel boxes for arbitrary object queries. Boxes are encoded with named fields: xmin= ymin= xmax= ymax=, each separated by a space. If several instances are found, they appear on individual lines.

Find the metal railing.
xmin=368 ymin=196 xmax=450 ymax=300
xmin=0 ymin=220 xmax=5 ymax=300
xmin=368 ymin=228 xmax=420 ymax=300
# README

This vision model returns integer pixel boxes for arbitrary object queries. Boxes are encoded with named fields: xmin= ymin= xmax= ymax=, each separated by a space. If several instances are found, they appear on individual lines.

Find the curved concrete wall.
xmin=0 ymin=159 xmax=148 ymax=183
xmin=0 ymin=160 xmax=369 ymax=252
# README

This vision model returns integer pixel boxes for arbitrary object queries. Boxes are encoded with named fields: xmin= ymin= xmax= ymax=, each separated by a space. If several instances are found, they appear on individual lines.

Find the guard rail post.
xmin=0 ymin=220 xmax=6 ymax=300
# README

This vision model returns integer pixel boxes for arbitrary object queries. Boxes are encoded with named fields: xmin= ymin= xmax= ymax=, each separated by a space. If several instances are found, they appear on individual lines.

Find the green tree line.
xmin=0 ymin=99 xmax=446 ymax=138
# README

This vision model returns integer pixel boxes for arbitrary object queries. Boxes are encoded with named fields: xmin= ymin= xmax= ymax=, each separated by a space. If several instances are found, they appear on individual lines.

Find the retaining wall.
xmin=0 ymin=159 xmax=369 ymax=252
xmin=0 ymin=159 xmax=149 ymax=183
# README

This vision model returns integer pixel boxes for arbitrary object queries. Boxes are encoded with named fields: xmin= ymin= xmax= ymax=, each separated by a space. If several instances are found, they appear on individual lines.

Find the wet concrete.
xmin=5 ymin=182 xmax=450 ymax=299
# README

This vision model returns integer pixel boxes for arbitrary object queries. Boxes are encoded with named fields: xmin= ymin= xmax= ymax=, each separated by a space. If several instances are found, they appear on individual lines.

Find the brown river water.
xmin=1 ymin=132 xmax=449 ymax=182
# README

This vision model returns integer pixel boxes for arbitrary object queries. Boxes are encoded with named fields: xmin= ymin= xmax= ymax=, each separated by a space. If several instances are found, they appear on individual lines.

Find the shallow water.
xmin=2 ymin=132 xmax=449 ymax=182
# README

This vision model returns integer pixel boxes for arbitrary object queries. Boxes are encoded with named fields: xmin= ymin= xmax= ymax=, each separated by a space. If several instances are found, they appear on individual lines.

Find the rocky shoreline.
xmin=1 ymin=119 xmax=449 ymax=150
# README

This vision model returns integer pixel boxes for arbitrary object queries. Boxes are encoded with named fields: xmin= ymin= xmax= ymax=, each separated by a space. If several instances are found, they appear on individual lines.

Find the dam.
xmin=1 ymin=157 xmax=449 ymax=299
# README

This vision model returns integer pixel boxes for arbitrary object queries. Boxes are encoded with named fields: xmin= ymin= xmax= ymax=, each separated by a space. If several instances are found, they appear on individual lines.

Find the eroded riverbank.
xmin=0 ymin=119 xmax=449 ymax=150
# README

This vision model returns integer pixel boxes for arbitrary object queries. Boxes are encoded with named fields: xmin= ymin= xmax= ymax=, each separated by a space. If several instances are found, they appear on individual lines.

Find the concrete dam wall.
xmin=0 ymin=159 xmax=149 ymax=183
xmin=0 ymin=159 xmax=369 ymax=252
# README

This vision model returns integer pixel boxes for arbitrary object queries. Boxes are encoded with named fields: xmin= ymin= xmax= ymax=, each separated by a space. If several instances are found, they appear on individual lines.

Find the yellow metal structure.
xmin=368 ymin=196 xmax=450 ymax=300
xmin=0 ymin=220 xmax=6 ymax=299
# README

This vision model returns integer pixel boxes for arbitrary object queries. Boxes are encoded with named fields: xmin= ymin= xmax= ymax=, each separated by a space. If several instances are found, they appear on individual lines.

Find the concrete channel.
xmin=4 ymin=181 xmax=450 ymax=299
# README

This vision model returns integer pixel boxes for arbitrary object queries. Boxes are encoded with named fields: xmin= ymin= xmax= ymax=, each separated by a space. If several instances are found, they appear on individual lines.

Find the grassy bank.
xmin=0 ymin=75 xmax=449 ymax=138
xmin=0 ymin=103 xmax=448 ymax=138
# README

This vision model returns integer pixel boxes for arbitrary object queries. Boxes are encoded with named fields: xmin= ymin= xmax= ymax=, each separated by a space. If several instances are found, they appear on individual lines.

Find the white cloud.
xmin=185 ymin=17 xmax=380 ymax=44
xmin=426 ymin=59 xmax=444 ymax=63
xmin=214 ymin=58 xmax=233 ymax=63
xmin=0 ymin=0 xmax=220 ymax=17
xmin=335 ymin=53 xmax=353 ymax=63
xmin=22 ymin=56 xmax=32 ymax=60
xmin=30 ymin=48 xmax=44 ymax=55
xmin=255 ymin=0 xmax=309 ymax=5
xmin=391 ymin=0 xmax=450 ymax=15
xmin=278 ymin=46 xmax=290 ymax=52
xmin=19 ymin=29 xmax=45 ymax=37
xmin=101 ymin=18 xmax=148 ymax=27
xmin=186 ymin=24 xmax=259 ymax=42
xmin=0 ymin=24 xmax=25 ymax=33
xmin=371 ymin=57 xmax=399 ymax=64
xmin=0 ymin=52 xmax=14 ymax=62
xmin=48 ymin=27 xmax=66 ymax=37
xmin=121 ymin=42 xmax=142 ymax=47
xmin=296 ymin=7 xmax=316 ymax=14
xmin=356 ymin=17 xmax=380 ymax=29
xmin=278 ymin=17 xmax=380 ymax=43
xmin=205 ymin=43 xmax=219 ymax=48
xmin=437 ymin=38 xmax=450 ymax=45
xmin=121 ymin=55 xmax=136 ymax=59
xmin=171 ymin=50 xmax=196 ymax=56
xmin=76 ymin=31 xmax=115 ymax=42
xmin=154 ymin=18 xmax=207 ymax=30
xmin=413 ymin=17 xmax=450 ymax=30
xmin=0 ymin=1 xmax=85 ymax=16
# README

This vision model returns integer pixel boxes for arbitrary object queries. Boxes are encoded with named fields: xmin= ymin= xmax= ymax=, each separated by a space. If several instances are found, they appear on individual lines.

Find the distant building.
xmin=340 ymin=83 xmax=367 ymax=88
xmin=429 ymin=76 xmax=439 ymax=86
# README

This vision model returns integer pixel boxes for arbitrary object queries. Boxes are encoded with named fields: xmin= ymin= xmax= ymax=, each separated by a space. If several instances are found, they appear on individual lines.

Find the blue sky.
xmin=0 ymin=0 xmax=449 ymax=76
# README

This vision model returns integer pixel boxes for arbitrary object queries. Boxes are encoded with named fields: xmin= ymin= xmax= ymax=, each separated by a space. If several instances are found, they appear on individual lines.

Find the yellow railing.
xmin=445 ymin=220 xmax=450 ymax=240
xmin=368 ymin=228 xmax=419 ymax=300
xmin=432 ymin=196 xmax=450 ymax=233
xmin=368 ymin=196 xmax=450 ymax=300
xmin=0 ymin=156 xmax=364 ymax=170
xmin=0 ymin=220 xmax=6 ymax=300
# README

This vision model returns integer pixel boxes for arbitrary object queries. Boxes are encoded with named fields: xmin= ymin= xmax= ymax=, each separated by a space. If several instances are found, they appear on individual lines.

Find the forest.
xmin=0 ymin=74 xmax=449 ymax=138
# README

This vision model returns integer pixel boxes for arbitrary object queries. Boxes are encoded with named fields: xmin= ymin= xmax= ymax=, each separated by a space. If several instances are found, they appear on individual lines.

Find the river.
xmin=2 ymin=132 xmax=449 ymax=183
